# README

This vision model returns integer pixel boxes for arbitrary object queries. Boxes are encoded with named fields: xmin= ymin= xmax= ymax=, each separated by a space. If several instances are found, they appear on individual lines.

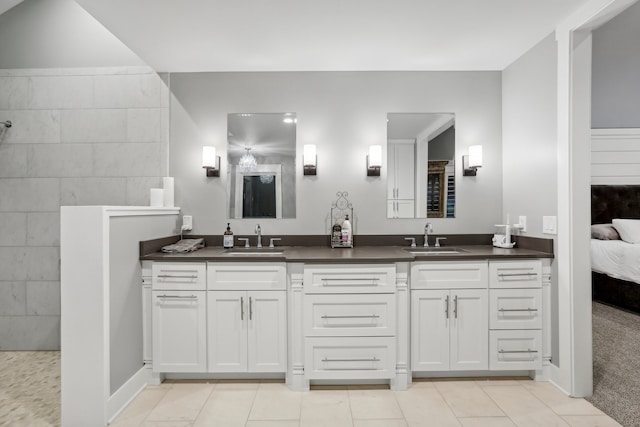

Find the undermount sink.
xmin=224 ymin=249 xmax=284 ymax=256
xmin=404 ymin=247 xmax=468 ymax=255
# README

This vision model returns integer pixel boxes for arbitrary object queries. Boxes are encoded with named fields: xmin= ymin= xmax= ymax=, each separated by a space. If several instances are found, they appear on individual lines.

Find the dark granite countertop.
xmin=140 ymin=244 xmax=553 ymax=263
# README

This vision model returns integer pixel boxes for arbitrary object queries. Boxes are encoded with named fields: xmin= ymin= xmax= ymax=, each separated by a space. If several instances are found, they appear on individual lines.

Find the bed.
xmin=591 ymin=185 xmax=640 ymax=314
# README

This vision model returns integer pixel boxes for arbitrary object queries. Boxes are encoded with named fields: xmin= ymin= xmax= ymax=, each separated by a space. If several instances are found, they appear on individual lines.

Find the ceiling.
xmin=71 ymin=0 xmax=592 ymax=73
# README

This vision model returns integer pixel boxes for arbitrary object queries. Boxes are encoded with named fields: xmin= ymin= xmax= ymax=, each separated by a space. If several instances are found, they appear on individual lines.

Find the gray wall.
xmin=429 ymin=126 xmax=455 ymax=161
xmin=0 ymin=67 xmax=168 ymax=350
xmin=592 ymin=1 xmax=640 ymax=128
xmin=0 ymin=0 xmax=145 ymax=69
xmin=502 ymin=32 xmax=558 ymax=365
xmin=169 ymin=71 xmax=503 ymax=237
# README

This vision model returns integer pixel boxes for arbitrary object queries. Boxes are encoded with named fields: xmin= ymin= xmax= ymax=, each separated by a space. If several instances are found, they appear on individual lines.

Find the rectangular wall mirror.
xmin=387 ymin=113 xmax=456 ymax=219
xmin=227 ymin=113 xmax=297 ymax=219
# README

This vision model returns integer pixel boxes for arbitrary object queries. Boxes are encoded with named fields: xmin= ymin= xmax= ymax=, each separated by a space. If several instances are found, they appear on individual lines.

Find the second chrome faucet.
xmin=424 ymin=222 xmax=433 ymax=247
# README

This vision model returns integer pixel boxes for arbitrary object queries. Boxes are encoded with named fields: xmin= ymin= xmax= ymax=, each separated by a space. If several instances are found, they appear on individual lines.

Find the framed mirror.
xmin=386 ymin=113 xmax=455 ymax=219
xmin=227 ymin=113 xmax=296 ymax=219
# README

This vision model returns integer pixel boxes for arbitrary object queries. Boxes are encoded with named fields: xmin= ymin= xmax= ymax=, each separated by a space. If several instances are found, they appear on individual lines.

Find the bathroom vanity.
xmin=140 ymin=240 xmax=552 ymax=391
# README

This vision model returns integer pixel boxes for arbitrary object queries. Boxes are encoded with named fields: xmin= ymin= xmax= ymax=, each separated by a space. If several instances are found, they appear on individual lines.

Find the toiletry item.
xmin=150 ymin=188 xmax=163 ymax=207
xmin=332 ymin=220 xmax=342 ymax=246
xmin=341 ymin=215 xmax=352 ymax=246
xmin=163 ymin=177 xmax=174 ymax=207
xmin=223 ymin=223 xmax=234 ymax=249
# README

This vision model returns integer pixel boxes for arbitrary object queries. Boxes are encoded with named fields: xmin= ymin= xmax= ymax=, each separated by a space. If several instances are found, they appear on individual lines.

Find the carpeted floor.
xmin=0 ymin=351 xmax=60 ymax=427
xmin=589 ymin=301 xmax=640 ymax=427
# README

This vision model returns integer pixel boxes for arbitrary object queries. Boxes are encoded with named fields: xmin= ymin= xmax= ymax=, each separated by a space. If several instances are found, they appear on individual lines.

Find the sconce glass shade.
xmin=202 ymin=146 xmax=216 ymax=168
xmin=238 ymin=147 xmax=257 ymax=172
xmin=369 ymin=145 xmax=382 ymax=167
xmin=367 ymin=145 xmax=382 ymax=176
xmin=468 ymin=145 xmax=483 ymax=168
xmin=303 ymin=144 xmax=317 ymax=175
xmin=202 ymin=146 xmax=220 ymax=177
xmin=303 ymin=144 xmax=316 ymax=166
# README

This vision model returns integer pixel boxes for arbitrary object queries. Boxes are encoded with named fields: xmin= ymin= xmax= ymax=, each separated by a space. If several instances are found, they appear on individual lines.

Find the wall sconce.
xmin=202 ymin=146 xmax=220 ymax=177
xmin=303 ymin=144 xmax=317 ymax=175
xmin=367 ymin=145 xmax=382 ymax=176
xmin=462 ymin=145 xmax=483 ymax=176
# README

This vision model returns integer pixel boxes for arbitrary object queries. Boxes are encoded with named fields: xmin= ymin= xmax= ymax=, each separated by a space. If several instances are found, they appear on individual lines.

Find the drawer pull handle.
xmin=157 ymin=274 xmax=198 ymax=279
xmin=322 ymin=357 xmax=380 ymax=362
xmin=321 ymin=315 xmax=380 ymax=319
xmin=320 ymin=278 xmax=381 ymax=285
xmin=498 ymin=308 xmax=538 ymax=312
xmin=498 ymin=349 xmax=538 ymax=354
xmin=249 ymin=296 xmax=253 ymax=321
xmin=498 ymin=273 xmax=538 ymax=278
xmin=240 ymin=297 xmax=244 ymax=321
xmin=445 ymin=295 xmax=450 ymax=319
xmin=157 ymin=294 xmax=198 ymax=299
xmin=453 ymin=295 xmax=458 ymax=319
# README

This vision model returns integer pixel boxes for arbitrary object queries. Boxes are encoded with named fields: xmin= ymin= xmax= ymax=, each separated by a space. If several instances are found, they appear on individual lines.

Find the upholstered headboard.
xmin=591 ymin=185 xmax=640 ymax=225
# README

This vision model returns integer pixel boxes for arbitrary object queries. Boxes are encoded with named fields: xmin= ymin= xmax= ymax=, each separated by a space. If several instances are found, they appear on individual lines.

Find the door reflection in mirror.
xmin=227 ymin=113 xmax=296 ymax=219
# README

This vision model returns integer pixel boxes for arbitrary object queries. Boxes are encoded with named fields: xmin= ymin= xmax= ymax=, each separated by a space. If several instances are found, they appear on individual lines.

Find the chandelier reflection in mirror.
xmin=259 ymin=175 xmax=274 ymax=184
xmin=238 ymin=148 xmax=257 ymax=172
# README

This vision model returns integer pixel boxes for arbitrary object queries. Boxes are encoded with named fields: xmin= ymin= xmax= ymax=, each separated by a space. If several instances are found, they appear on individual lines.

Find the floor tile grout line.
xmin=189 ymin=381 xmax=216 ymax=427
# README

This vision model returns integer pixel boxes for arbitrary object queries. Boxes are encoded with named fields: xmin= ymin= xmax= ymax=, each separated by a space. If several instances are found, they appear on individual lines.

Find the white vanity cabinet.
xmin=488 ymin=260 xmax=543 ymax=370
xmin=151 ymin=262 xmax=207 ymax=373
xmin=303 ymin=264 xmax=397 ymax=381
xmin=207 ymin=263 xmax=287 ymax=373
xmin=411 ymin=261 xmax=489 ymax=371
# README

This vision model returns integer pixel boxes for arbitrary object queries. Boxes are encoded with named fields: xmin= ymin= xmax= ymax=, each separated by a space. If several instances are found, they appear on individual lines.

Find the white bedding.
xmin=591 ymin=239 xmax=640 ymax=284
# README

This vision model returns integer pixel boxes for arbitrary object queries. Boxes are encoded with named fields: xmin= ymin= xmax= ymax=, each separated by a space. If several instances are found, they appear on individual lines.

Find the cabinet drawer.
xmin=208 ymin=262 xmax=286 ymax=290
xmin=489 ymin=330 xmax=542 ymax=371
xmin=490 ymin=289 xmax=542 ymax=330
xmin=411 ymin=261 xmax=488 ymax=290
xmin=152 ymin=262 xmax=206 ymax=291
xmin=305 ymin=336 xmax=396 ymax=380
xmin=489 ymin=261 xmax=542 ymax=289
xmin=304 ymin=265 xmax=395 ymax=294
xmin=304 ymin=294 xmax=396 ymax=337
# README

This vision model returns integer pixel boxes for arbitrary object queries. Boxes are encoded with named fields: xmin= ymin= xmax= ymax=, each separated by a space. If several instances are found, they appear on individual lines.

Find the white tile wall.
xmin=0 ymin=66 xmax=169 ymax=349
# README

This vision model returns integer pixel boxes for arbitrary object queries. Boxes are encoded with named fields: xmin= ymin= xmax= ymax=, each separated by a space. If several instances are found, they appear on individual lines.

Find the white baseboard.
xmin=107 ymin=365 xmax=153 ymax=424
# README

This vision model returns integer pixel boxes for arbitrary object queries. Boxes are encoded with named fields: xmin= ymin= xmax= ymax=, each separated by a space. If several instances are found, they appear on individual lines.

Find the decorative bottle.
xmin=332 ymin=220 xmax=342 ymax=246
xmin=341 ymin=215 xmax=352 ymax=246
xmin=223 ymin=223 xmax=234 ymax=249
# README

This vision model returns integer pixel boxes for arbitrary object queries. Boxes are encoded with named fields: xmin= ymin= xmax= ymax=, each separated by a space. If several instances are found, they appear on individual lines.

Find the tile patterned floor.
xmin=0 ymin=351 xmax=624 ymax=427
xmin=110 ymin=379 xmax=623 ymax=427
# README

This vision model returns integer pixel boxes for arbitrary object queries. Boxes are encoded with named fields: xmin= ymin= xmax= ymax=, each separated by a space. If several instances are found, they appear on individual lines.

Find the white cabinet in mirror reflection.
xmin=387 ymin=141 xmax=415 ymax=218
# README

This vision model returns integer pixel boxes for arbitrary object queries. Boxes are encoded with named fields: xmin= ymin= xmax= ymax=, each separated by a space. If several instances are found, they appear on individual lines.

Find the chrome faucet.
xmin=255 ymin=224 xmax=262 ymax=248
xmin=424 ymin=222 xmax=433 ymax=247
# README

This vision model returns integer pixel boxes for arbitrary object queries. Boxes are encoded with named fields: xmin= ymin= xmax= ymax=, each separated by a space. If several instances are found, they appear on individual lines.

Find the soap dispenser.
xmin=223 ymin=223 xmax=234 ymax=249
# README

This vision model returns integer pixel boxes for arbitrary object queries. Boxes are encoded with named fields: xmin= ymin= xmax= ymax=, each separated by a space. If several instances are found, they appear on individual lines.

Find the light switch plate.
xmin=543 ymin=216 xmax=557 ymax=235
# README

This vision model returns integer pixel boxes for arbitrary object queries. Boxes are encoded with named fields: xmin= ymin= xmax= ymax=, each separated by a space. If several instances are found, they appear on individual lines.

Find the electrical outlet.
xmin=543 ymin=216 xmax=557 ymax=235
xmin=181 ymin=215 xmax=193 ymax=231
xmin=518 ymin=215 xmax=527 ymax=232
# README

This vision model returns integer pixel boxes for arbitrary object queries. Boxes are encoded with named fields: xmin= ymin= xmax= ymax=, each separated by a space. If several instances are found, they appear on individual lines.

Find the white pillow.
xmin=612 ymin=219 xmax=640 ymax=244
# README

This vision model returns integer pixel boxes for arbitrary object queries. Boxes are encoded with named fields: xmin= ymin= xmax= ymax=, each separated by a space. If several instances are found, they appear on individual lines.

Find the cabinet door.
xmin=208 ymin=291 xmax=248 ymax=372
xmin=248 ymin=291 xmax=287 ymax=372
xmin=394 ymin=143 xmax=415 ymax=199
xmin=395 ymin=199 xmax=415 ymax=218
xmin=411 ymin=290 xmax=450 ymax=371
xmin=450 ymin=289 xmax=488 ymax=371
xmin=152 ymin=290 xmax=206 ymax=372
